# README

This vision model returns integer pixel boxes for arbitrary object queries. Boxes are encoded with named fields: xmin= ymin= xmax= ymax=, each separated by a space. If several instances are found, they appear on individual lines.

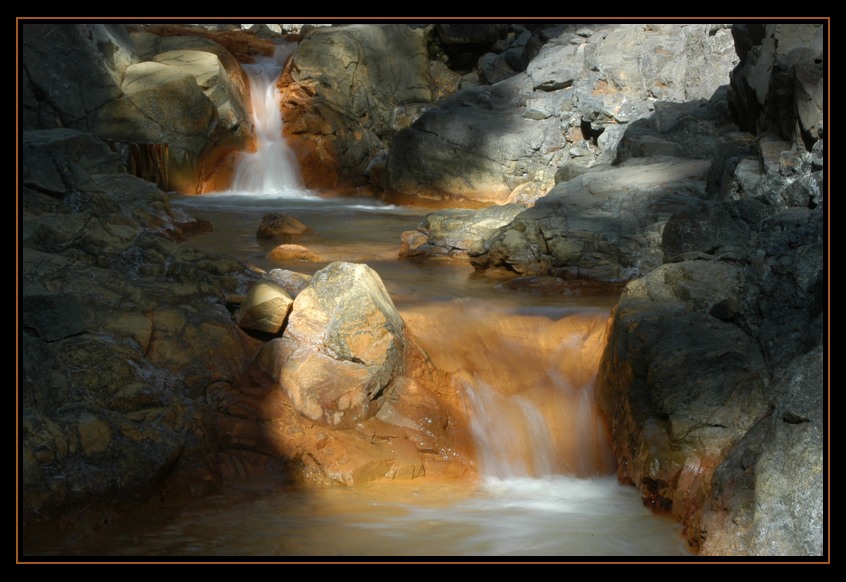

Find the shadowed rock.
xmin=256 ymin=213 xmax=311 ymax=241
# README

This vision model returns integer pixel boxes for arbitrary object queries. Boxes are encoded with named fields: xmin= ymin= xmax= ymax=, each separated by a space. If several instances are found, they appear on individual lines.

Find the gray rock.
xmin=527 ymin=35 xmax=583 ymax=91
xmin=399 ymin=204 xmax=526 ymax=259
xmin=729 ymin=23 xmax=823 ymax=144
xmin=387 ymin=24 xmax=739 ymax=205
xmin=472 ymin=158 xmax=711 ymax=282
xmin=21 ymin=24 xmax=125 ymax=131
xmin=699 ymin=345 xmax=824 ymax=556
xmin=747 ymin=345 xmax=824 ymax=556
xmin=387 ymin=74 xmax=560 ymax=204
xmin=478 ymin=52 xmax=517 ymax=85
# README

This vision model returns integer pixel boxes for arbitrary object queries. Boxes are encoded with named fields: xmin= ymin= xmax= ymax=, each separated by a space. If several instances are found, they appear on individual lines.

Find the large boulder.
xmin=259 ymin=262 xmax=406 ymax=429
xmin=151 ymin=49 xmax=251 ymax=145
xmin=595 ymin=261 xmax=771 ymax=547
xmin=96 ymin=61 xmax=218 ymax=163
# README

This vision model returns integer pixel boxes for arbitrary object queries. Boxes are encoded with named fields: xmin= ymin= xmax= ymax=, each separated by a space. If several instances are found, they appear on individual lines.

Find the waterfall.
xmin=456 ymin=309 xmax=618 ymax=480
xmin=230 ymin=42 xmax=306 ymax=196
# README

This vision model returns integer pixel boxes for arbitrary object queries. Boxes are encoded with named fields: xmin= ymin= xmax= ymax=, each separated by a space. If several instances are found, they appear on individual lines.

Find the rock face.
xmin=279 ymin=24 xmax=434 ymax=190
xmin=21 ymin=126 xmax=263 ymax=524
xmin=589 ymin=23 xmax=825 ymax=555
xmin=260 ymin=262 xmax=406 ymax=429
xmin=386 ymin=23 xmax=738 ymax=205
xmin=22 ymin=23 xmax=254 ymax=194
xmin=698 ymin=346 xmax=824 ymax=556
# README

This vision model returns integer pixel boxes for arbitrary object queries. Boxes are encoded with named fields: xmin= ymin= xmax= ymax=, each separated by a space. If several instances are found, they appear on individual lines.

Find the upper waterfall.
xmin=230 ymin=42 xmax=308 ymax=197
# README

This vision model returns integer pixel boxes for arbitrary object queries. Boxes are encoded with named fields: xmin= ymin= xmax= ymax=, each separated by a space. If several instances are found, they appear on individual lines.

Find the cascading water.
xmin=23 ymin=39 xmax=692 ymax=557
xmin=407 ymin=303 xmax=618 ymax=480
xmin=230 ymin=42 xmax=306 ymax=196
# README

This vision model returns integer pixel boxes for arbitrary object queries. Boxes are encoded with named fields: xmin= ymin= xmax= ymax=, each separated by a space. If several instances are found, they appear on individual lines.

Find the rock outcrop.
xmin=591 ymin=24 xmax=825 ymax=555
xmin=386 ymin=23 xmax=739 ymax=205
xmin=21 ymin=125 xmax=263 ymax=524
xmin=278 ymin=24 xmax=434 ymax=191
xmin=22 ymin=23 xmax=257 ymax=194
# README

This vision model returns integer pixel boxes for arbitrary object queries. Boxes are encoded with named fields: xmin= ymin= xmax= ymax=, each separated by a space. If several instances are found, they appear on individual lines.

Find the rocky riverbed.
xmin=19 ymin=21 xmax=825 ymax=557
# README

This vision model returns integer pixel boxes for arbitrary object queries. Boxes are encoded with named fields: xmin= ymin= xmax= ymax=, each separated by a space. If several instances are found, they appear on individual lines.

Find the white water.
xmin=230 ymin=42 xmax=307 ymax=197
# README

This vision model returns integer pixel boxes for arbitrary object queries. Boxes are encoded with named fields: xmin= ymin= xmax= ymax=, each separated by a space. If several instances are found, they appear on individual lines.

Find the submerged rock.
xmin=256 ymin=213 xmax=311 ymax=241
xmin=267 ymin=244 xmax=322 ymax=262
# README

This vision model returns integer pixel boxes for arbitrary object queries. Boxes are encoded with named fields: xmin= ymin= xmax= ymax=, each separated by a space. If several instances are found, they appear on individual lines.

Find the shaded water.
xmin=24 ymin=477 xmax=690 ymax=558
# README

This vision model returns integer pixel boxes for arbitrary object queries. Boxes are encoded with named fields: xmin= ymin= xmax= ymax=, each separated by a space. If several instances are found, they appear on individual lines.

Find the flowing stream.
xmin=22 ymin=43 xmax=693 ymax=559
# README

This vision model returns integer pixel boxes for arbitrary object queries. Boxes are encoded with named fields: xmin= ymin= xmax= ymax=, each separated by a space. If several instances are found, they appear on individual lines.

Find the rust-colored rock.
xmin=136 ymin=24 xmax=278 ymax=62
xmin=267 ymin=244 xmax=321 ymax=262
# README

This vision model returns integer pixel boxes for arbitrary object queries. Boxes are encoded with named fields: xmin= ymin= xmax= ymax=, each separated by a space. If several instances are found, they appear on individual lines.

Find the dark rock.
xmin=256 ymin=213 xmax=311 ymax=241
xmin=21 ymin=24 xmax=126 ymax=131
